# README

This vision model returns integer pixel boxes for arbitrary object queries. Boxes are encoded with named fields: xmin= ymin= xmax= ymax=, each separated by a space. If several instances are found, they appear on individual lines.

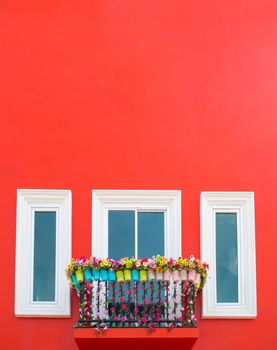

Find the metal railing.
xmin=74 ymin=279 xmax=197 ymax=330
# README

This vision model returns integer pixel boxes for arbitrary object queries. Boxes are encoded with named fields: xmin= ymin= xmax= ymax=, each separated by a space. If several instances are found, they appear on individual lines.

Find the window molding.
xmin=200 ymin=192 xmax=256 ymax=318
xmin=92 ymin=190 xmax=181 ymax=258
xmin=15 ymin=189 xmax=72 ymax=317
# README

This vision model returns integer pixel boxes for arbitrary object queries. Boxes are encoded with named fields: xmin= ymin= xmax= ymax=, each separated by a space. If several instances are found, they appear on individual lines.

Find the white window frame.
xmin=200 ymin=192 xmax=256 ymax=318
xmin=92 ymin=190 xmax=181 ymax=258
xmin=15 ymin=189 xmax=72 ymax=317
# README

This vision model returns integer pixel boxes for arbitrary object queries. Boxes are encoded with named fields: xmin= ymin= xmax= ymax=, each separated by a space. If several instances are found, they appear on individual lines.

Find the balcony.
xmin=66 ymin=256 xmax=208 ymax=350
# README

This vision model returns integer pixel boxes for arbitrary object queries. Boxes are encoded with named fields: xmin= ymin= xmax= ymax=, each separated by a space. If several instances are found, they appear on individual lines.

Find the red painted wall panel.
xmin=0 ymin=1 xmax=277 ymax=349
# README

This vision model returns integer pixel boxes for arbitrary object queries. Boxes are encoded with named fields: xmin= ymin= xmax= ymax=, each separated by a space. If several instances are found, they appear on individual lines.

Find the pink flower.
xmin=133 ymin=286 xmax=137 ymax=291
xmin=114 ymin=316 xmax=118 ymax=321
xmin=122 ymin=316 xmax=127 ymax=322
xmin=134 ymin=308 xmax=139 ymax=314
xmin=111 ymin=307 xmax=115 ymax=312
xmin=122 ymin=304 xmax=126 ymax=310
xmin=169 ymin=323 xmax=174 ymax=330
xmin=119 ymin=297 xmax=124 ymax=302
xmin=128 ymin=290 xmax=132 ymax=295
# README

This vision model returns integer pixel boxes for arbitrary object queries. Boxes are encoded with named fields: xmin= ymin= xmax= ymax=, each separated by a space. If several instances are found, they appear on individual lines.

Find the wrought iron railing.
xmin=75 ymin=279 xmax=197 ymax=330
xmin=67 ymin=256 xmax=208 ymax=331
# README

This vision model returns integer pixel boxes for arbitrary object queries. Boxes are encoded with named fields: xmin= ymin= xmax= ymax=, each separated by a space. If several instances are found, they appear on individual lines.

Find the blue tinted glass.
xmin=138 ymin=212 xmax=164 ymax=257
xmin=216 ymin=213 xmax=238 ymax=303
xmin=108 ymin=210 xmax=135 ymax=259
xmin=137 ymin=212 xmax=165 ymax=303
xmin=33 ymin=211 xmax=56 ymax=302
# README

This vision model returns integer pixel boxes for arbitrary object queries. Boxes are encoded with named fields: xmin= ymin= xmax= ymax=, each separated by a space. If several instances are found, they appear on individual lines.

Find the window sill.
xmin=73 ymin=327 xmax=199 ymax=350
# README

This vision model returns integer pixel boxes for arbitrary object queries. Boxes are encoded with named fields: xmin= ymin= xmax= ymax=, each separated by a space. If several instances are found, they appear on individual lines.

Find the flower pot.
xmin=108 ymin=269 xmax=116 ymax=281
xmin=188 ymin=269 xmax=196 ymax=282
xmin=139 ymin=270 xmax=147 ymax=283
xmin=76 ymin=269 xmax=84 ymax=283
xmin=100 ymin=269 xmax=109 ymax=281
xmin=131 ymin=269 xmax=140 ymax=281
xmin=84 ymin=269 xmax=92 ymax=282
xmin=116 ymin=270 xmax=124 ymax=283
xmin=164 ymin=269 xmax=171 ymax=282
xmin=172 ymin=269 xmax=180 ymax=282
xmin=93 ymin=269 xmax=100 ymax=281
xmin=123 ymin=269 xmax=131 ymax=282
xmin=148 ymin=268 xmax=155 ymax=281
xmin=156 ymin=271 xmax=163 ymax=281
xmin=180 ymin=269 xmax=188 ymax=281
xmin=71 ymin=275 xmax=80 ymax=289
xmin=193 ymin=272 xmax=201 ymax=286
xmin=200 ymin=276 xmax=206 ymax=289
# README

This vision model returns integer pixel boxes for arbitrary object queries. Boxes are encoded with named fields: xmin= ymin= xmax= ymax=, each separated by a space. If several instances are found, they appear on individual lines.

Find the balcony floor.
xmin=73 ymin=327 xmax=199 ymax=350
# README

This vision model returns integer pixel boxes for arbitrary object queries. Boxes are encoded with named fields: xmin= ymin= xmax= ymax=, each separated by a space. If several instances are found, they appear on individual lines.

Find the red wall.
xmin=1 ymin=1 xmax=277 ymax=349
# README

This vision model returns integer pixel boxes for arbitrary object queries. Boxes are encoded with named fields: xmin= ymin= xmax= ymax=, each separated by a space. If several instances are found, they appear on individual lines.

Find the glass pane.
xmin=108 ymin=210 xmax=135 ymax=259
xmin=138 ymin=212 xmax=165 ymax=303
xmin=216 ymin=213 xmax=238 ymax=303
xmin=33 ymin=211 xmax=56 ymax=302
xmin=138 ymin=212 xmax=164 ymax=257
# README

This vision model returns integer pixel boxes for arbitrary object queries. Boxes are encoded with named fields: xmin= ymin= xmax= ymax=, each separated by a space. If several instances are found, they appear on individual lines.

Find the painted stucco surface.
xmin=0 ymin=1 xmax=277 ymax=349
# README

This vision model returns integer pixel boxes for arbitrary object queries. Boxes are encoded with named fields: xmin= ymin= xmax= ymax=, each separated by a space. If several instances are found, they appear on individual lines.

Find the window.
xmin=92 ymin=190 xmax=181 ymax=258
xmin=200 ymin=192 xmax=256 ymax=318
xmin=15 ymin=189 xmax=72 ymax=317
xmin=108 ymin=210 xmax=165 ymax=259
